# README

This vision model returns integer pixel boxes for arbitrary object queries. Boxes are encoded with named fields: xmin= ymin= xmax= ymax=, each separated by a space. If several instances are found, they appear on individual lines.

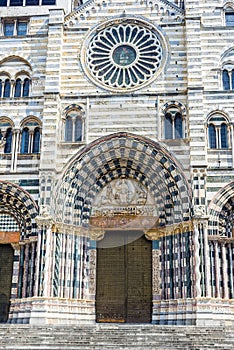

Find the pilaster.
xmin=40 ymin=9 xmax=64 ymax=171
xmin=185 ymin=0 xmax=207 ymax=167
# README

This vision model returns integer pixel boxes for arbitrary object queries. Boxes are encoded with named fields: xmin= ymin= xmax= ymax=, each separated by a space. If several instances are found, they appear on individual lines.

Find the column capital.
xmin=192 ymin=205 xmax=209 ymax=220
xmin=35 ymin=205 xmax=54 ymax=228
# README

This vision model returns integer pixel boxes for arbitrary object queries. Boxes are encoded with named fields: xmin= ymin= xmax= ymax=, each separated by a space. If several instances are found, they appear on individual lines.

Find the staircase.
xmin=0 ymin=324 xmax=234 ymax=349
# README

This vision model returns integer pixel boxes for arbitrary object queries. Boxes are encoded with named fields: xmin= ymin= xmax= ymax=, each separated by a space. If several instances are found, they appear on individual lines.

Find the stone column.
xmin=203 ymin=221 xmax=211 ymax=297
xmin=229 ymin=243 xmax=234 ymax=298
xmin=10 ymin=129 xmax=20 ymax=172
xmin=222 ymin=243 xmax=229 ymax=299
xmin=10 ymin=243 xmax=20 ymax=299
xmin=35 ymin=205 xmax=55 ymax=298
xmin=193 ymin=220 xmax=201 ymax=298
xmin=231 ymin=124 xmax=234 ymax=168
xmin=214 ymin=241 xmax=220 ymax=298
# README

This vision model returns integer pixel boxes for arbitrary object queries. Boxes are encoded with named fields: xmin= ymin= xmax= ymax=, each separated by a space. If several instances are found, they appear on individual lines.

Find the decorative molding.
xmin=208 ymin=235 xmax=234 ymax=243
xmin=145 ymin=220 xmax=193 ymax=240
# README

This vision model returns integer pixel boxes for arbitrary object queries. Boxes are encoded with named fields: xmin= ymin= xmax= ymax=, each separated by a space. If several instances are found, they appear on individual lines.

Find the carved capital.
xmin=145 ymin=220 xmax=193 ymax=240
xmin=35 ymin=205 xmax=54 ymax=228
xmin=11 ymin=243 xmax=20 ymax=251
xmin=88 ymin=228 xmax=105 ymax=241
xmin=193 ymin=205 xmax=207 ymax=218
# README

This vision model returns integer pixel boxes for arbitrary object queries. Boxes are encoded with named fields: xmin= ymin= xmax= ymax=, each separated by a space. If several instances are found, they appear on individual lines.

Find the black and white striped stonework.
xmin=56 ymin=133 xmax=192 ymax=227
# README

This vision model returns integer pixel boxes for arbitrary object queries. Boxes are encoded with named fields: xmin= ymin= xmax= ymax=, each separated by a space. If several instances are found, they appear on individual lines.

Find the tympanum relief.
xmin=90 ymin=178 xmax=157 ymax=230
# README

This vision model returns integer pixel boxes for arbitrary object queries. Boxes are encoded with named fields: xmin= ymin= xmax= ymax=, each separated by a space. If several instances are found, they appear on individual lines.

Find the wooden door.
xmin=0 ymin=244 xmax=14 ymax=323
xmin=96 ymin=231 xmax=152 ymax=323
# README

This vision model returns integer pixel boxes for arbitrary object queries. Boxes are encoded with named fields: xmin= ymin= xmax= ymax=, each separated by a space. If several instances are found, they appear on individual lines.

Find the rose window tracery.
xmin=82 ymin=19 xmax=167 ymax=92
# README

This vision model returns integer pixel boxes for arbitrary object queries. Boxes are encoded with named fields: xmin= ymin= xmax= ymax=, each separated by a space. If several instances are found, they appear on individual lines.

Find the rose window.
xmin=82 ymin=20 xmax=166 ymax=92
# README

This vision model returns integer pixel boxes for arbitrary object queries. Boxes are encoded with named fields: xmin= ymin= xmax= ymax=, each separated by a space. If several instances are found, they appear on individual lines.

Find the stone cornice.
xmin=208 ymin=235 xmax=234 ymax=243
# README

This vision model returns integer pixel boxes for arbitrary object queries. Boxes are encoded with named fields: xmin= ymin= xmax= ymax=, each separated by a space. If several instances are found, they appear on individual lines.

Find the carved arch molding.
xmin=54 ymin=133 xmax=192 ymax=239
xmin=0 ymin=181 xmax=38 ymax=239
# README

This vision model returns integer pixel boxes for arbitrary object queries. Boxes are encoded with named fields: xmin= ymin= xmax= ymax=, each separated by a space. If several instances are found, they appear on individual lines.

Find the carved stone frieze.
xmin=152 ymin=249 xmax=161 ymax=296
xmin=91 ymin=178 xmax=158 ymax=230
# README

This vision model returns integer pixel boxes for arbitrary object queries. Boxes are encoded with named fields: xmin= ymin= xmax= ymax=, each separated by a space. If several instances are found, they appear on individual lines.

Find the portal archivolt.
xmin=55 ymin=132 xmax=192 ymax=233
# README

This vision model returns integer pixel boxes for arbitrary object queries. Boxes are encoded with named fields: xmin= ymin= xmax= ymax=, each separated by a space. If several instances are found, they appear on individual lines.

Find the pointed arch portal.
xmin=54 ymin=133 xmax=192 ymax=324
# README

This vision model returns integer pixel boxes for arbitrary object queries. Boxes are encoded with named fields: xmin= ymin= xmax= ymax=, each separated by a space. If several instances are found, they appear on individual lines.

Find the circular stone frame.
xmin=80 ymin=17 xmax=168 ymax=92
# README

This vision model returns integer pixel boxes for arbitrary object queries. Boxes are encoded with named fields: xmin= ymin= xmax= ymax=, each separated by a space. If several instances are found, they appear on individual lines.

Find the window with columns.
xmin=64 ymin=108 xmax=84 ymax=143
xmin=222 ymin=68 xmax=234 ymax=90
xmin=207 ymin=115 xmax=230 ymax=149
xmin=0 ymin=118 xmax=13 ymax=154
xmin=20 ymin=120 xmax=41 ymax=154
xmin=0 ymin=117 xmax=41 ymax=154
xmin=225 ymin=5 xmax=234 ymax=26
xmin=2 ymin=19 xmax=28 ymax=36
xmin=163 ymin=107 xmax=184 ymax=140
xmin=0 ymin=75 xmax=30 ymax=98
xmin=0 ymin=0 xmax=55 ymax=6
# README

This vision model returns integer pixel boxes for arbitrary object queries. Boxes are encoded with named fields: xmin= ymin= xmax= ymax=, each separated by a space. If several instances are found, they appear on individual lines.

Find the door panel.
xmin=96 ymin=231 xmax=152 ymax=323
xmin=0 ymin=244 xmax=14 ymax=323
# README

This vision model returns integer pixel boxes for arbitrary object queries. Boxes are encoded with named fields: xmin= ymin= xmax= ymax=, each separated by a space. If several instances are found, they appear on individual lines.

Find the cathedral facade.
xmin=1 ymin=0 xmax=234 ymax=325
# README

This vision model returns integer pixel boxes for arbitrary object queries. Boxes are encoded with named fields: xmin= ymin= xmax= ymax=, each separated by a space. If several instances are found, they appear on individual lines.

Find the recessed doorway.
xmin=96 ymin=230 xmax=152 ymax=323
xmin=0 ymin=244 xmax=14 ymax=323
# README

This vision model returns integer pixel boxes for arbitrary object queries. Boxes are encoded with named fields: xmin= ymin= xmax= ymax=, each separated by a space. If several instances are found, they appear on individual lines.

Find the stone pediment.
xmin=64 ymin=0 xmax=184 ymax=28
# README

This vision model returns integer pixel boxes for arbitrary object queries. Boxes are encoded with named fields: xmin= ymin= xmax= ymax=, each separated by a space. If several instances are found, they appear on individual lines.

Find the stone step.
xmin=0 ymin=325 xmax=234 ymax=350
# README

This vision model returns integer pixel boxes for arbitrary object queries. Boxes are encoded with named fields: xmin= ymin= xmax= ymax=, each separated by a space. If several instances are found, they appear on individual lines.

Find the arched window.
xmin=23 ymin=78 xmax=30 ymax=97
xmin=14 ymin=78 xmax=21 ymax=97
xmin=221 ymin=123 xmax=228 ymax=149
xmin=207 ymin=115 xmax=229 ymax=149
xmin=64 ymin=108 xmax=84 ymax=142
xmin=20 ymin=119 xmax=41 ymax=154
xmin=13 ymin=77 xmax=30 ymax=98
xmin=32 ymin=127 xmax=40 ymax=153
xmin=3 ymin=79 xmax=11 ymax=98
xmin=0 ymin=118 xmax=14 ymax=154
xmin=75 ymin=117 xmax=82 ymax=142
xmin=222 ymin=69 xmax=230 ymax=90
xmin=164 ymin=108 xmax=184 ymax=140
xmin=4 ymin=128 xmax=12 ymax=153
xmin=225 ymin=6 xmax=234 ymax=26
xmin=208 ymin=124 xmax=216 ymax=149
xmin=65 ymin=116 xmax=73 ymax=142
xmin=174 ymin=112 xmax=183 ymax=139
xmin=21 ymin=127 xmax=29 ymax=153
xmin=164 ymin=113 xmax=173 ymax=139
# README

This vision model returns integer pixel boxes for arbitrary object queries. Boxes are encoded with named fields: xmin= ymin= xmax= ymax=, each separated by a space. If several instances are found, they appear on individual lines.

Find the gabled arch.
xmin=20 ymin=115 xmax=42 ymax=128
xmin=0 ymin=55 xmax=32 ymax=72
xmin=0 ymin=116 xmax=14 ymax=127
xmin=0 ymin=180 xmax=38 ymax=238
xmin=224 ymin=2 xmax=234 ymax=11
xmin=161 ymin=100 xmax=187 ymax=117
xmin=206 ymin=110 xmax=230 ymax=123
xmin=0 ymin=72 xmax=11 ymax=80
xmin=54 ymin=133 xmax=192 ymax=229
xmin=15 ymin=70 xmax=30 ymax=80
